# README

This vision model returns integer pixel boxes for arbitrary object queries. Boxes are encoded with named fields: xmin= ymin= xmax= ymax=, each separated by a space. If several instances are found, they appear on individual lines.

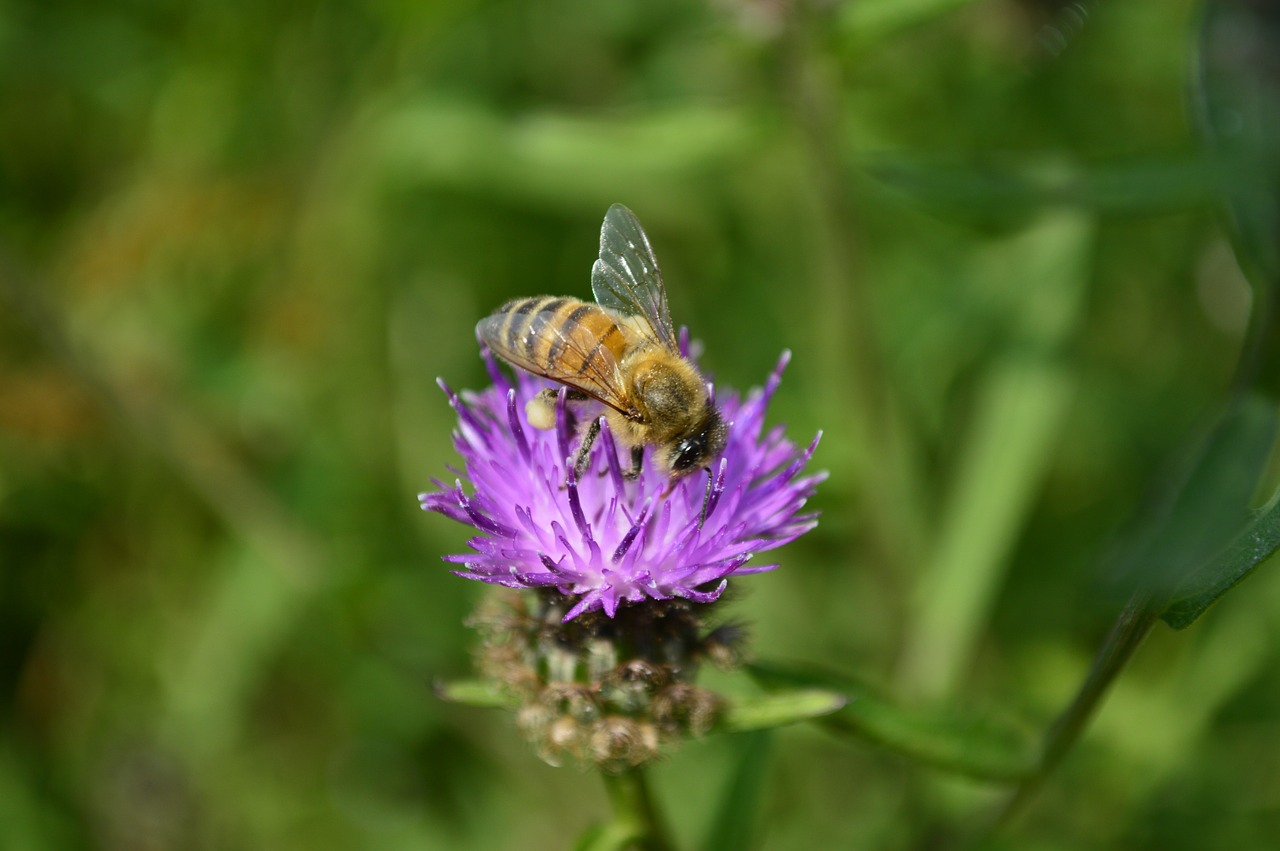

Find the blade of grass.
xmin=900 ymin=211 xmax=1089 ymax=699
xmin=747 ymin=662 xmax=1035 ymax=782
xmin=703 ymin=731 xmax=774 ymax=851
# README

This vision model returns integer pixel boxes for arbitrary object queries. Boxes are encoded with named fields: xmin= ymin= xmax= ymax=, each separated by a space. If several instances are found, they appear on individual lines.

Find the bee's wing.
xmin=590 ymin=204 xmax=679 ymax=352
xmin=477 ymin=304 xmax=641 ymax=417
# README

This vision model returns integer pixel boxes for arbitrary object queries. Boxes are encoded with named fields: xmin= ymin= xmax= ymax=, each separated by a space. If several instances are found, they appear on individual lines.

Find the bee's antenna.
xmin=699 ymin=458 xmax=728 ymax=529
xmin=699 ymin=467 xmax=713 ymax=529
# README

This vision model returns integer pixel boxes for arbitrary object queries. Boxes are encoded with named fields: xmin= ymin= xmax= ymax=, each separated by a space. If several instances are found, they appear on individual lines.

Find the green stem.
xmin=986 ymin=591 xmax=1158 ymax=836
xmin=600 ymin=767 xmax=676 ymax=851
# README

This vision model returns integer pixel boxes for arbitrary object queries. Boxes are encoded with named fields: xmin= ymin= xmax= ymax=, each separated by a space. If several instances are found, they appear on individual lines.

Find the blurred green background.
xmin=3 ymin=0 xmax=1279 ymax=848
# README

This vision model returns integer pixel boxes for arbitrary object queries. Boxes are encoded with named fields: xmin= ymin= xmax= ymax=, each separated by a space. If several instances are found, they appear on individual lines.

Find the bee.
xmin=477 ymin=203 xmax=727 ymax=488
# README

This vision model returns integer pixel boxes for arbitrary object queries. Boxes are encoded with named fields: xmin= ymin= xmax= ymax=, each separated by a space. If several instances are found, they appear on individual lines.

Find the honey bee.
xmin=477 ymin=204 xmax=727 ymax=486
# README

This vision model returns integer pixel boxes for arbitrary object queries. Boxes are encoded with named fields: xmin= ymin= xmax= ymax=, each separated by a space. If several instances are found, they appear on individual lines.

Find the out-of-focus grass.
xmin=2 ymin=0 xmax=1278 ymax=848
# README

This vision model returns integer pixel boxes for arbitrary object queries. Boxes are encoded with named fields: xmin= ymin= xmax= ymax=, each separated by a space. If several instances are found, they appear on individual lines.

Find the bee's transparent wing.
xmin=590 ymin=204 xmax=678 ymax=351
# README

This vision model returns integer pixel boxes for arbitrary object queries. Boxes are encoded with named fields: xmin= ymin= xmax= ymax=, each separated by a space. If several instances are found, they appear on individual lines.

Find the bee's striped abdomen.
xmin=500 ymin=296 xmax=568 ymax=356
xmin=483 ymin=296 xmax=632 ymax=380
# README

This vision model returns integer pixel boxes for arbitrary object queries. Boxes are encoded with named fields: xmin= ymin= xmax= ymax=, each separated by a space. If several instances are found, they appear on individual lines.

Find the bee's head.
xmin=665 ymin=406 xmax=728 ymax=478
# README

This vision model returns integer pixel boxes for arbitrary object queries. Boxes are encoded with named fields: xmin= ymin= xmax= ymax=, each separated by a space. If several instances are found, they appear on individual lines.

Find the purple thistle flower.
xmin=420 ymin=346 xmax=824 ymax=622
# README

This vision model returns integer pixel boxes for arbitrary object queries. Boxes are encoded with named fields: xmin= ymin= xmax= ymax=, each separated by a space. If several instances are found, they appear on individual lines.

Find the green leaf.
xmin=570 ymin=823 xmax=645 ymax=851
xmin=716 ymin=689 xmax=847 ymax=733
xmin=1195 ymin=0 xmax=1280 ymax=399
xmin=747 ymin=663 xmax=1035 ymax=782
xmin=367 ymin=99 xmax=757 ymax=214
xmin=432 ymin=678 xmax=515 ymax=709
xmin=703 ymin=731 xmax=773 ymax=851
xmin=1196 ymin=0 xmax=1280 ymax=291
xmin=865 ymin=156 xmax=1221 ymax=220
xmin=1112 ymin=394 xmax=1279 ymax=608
xmin=1161 ymin=486 xmax=1280 ymax=629
xmin=839 ymin=0 xmax=984 ymax=50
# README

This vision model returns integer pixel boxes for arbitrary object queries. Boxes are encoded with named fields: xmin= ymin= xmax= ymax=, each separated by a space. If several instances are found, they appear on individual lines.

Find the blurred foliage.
xmin=3 ymin=0 xmax=1280 ymax=849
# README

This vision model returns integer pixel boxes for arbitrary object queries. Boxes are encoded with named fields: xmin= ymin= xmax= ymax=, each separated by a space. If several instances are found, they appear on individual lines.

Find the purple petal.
xmin=419 ymin=348 xmax=822 ymax=621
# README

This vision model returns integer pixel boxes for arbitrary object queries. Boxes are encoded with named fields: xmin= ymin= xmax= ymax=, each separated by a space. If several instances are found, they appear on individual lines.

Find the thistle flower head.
xmin=420 ymin=346 xmax=824 ymax=622
xmin=422 ymin=342 xmax=823 ymax=768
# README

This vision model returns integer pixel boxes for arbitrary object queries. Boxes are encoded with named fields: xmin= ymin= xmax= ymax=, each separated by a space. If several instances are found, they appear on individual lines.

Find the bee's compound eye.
xmin=668 ymin=410 xmax=726 ymax=476
xmin=670 ymin=437 xmax=702 ymax=473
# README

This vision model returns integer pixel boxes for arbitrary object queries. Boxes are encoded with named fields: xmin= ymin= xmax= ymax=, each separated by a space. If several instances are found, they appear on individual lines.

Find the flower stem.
xmin=600 ymin=766 xmax=676 ymax=851
xmin=986 ymin=590 xmax=1158 ymax=836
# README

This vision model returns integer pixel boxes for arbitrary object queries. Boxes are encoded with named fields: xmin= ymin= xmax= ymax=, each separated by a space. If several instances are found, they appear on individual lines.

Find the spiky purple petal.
xmin=420 ymin=349 xmax=823 ymax=621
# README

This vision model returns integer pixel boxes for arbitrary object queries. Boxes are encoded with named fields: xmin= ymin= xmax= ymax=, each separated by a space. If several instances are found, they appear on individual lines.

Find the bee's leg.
xmin=572 ymin=418 xmax=602 ymax=479
xmin=623 ymin=445 xmax=644 ymax=480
